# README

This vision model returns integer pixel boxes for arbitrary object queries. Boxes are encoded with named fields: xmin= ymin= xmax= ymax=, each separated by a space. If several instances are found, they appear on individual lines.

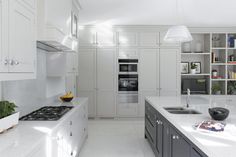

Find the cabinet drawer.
xmin=145 ymin=117 xmax=156 ymax=140
xmin=145 ymin=102 xmax=157 ymax=125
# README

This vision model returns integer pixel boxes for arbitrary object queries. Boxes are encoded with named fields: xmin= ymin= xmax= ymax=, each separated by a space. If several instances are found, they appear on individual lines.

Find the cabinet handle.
xmin=4 ymin=59 xmax=8 ymax=65
xmin=70 ymin=121 xmax=73 ymax=125
xmin=157 ymin=120 xmax=163 ymax=125
xmin=9 ymin=60 xmax=19 ymax=66
xmin=172 ymin=135 xmax=179 ymax=140
xmin=70 ymin=132 xmax=73 ymax=137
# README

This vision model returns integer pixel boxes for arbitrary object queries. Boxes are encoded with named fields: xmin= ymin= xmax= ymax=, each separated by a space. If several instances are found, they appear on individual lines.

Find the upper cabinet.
xmin=118 ymin=32 xmax=138 ymax=46
xmin=37 ymin=0 xmax=79 ymax=52
xmin=0 ymin=0 xmax=37 ymax=81
xmin=139 ymin=33 xmax=159 ymax=47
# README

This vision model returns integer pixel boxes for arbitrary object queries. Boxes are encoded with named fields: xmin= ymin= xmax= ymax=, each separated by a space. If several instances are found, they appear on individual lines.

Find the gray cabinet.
xmin=145 ymin=101 xmax=207 ymax=157
xmin=169 ymin=127 xmax=191 ymax=157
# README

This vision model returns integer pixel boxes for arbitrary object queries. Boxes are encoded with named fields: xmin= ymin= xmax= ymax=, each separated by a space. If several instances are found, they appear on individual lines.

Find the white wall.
xmin=1 ymin=49 xmax=66 ymax=116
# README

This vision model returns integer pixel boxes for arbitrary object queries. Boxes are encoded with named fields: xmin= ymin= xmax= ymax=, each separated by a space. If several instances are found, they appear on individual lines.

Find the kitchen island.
xmin=0 ymin=97 xmax=88 ymax=157
xmin=145 ymin=96 xmax=236 ymax=157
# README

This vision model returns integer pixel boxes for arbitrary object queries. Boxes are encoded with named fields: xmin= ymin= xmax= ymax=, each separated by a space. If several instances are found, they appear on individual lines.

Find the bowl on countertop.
xmin=208 ymin=107 xmax=229 ymax=121
xmin=60 ymin=97 xmax=74 ymax=102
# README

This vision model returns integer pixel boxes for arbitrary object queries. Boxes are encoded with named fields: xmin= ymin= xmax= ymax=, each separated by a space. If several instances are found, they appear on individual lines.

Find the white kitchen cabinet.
xmin=0 ymin=0 xmax=36 ymax=80
xmin=96 ymin=48 xmax=116 ymax=117
xmin=159 ymin=31 xmax=180 ymax=47
xmin=160 ymin=48 xmax=180 ymax=96
xmin=139 ymin=49 xmax=159 ymax=90
xmin=67 ymin=52 xmax=78 ymax=74
xmin=97 ymin=31 xmax=116 ymax=46
xmin=97 ymin=91 xmax=115 ymax=117
xmin=79 ymin=28 xmax=96 ymax=47
xmin=118 ymin=48 xmax=138 ymax=59
xmin=117 ymin=103 xmax=137 ymax=117
xmin=139 ymin=33 xmax=159 ymax=47
xmin=118 ymin=32 xmax=138 ymax=46
xmin=78 ymin=49 xmax=96 ymax=117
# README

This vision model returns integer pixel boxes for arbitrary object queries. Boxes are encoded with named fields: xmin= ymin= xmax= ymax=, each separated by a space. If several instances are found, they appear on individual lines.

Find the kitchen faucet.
xmin=186 ymin=88 xmax=190 ymax=108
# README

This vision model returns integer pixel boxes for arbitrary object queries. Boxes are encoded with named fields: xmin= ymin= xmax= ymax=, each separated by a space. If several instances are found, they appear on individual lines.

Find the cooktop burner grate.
xmin=20 ymin=106 xmax=73 ymax=121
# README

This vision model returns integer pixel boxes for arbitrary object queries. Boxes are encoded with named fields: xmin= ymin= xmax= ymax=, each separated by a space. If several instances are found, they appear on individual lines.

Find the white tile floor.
xmin=79 ymin=119 xmax=155 ymax=157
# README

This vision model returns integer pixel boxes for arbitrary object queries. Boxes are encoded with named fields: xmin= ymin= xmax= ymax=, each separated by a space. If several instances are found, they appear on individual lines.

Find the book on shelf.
xmin=228 ymin=61 xmax=236 ymax=64
xmin=212 ymin=76 xmax=223 ymax=79
xmin=228 ymin=70 xmax=236 ymax=79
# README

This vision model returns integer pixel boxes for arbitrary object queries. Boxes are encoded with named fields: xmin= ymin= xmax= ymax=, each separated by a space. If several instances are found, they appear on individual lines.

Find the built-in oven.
xmin=118 ymin=74 xmax=138 ymax=93
xmin=119 ymin=59 xmax=138 ymax=74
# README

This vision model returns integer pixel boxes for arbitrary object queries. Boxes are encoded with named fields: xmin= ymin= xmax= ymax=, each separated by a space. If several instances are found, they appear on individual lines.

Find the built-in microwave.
xmin=119 ymin=59 xmax=138 ymax=74
xmin=182 ymin=78 xmax=208 ymax=94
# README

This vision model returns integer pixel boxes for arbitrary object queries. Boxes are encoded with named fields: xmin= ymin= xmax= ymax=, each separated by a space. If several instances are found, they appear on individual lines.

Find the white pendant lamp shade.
xmin=164 ymin=25 xmax=193 ymax=43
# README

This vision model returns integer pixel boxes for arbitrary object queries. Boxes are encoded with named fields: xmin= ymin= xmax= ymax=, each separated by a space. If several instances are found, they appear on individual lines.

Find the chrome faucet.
xmin=186 ymin=88 xmax=191 ymax=108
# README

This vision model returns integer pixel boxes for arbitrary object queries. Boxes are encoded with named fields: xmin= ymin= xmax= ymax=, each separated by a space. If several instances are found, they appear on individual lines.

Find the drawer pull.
xmin=157 ymin=120 xmax=163 ymax=125
xmin=172 ymin=135 xmax=179 ymax=140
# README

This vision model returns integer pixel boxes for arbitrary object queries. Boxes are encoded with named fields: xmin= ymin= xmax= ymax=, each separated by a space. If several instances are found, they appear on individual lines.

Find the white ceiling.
xmin=78 ymin=0 xmax=236 ymax=27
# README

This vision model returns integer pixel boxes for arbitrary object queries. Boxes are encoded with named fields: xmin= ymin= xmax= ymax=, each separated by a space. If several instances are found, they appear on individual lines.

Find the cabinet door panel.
xmin=67 ymin=53 xmax=78 ymax=73
xmin=191 ymin=148 xmax=204 ymax=157
xmin=9 ymin=0 xmax=36 ymax=72
xmin=97 ymin=91 xmax=115 ymax=117
xmin=160 ymin=49 xmax=180 ymax=96
xmin=118 ymin=32 xmax=138 ymax=46
xmin=156 ymin=115 xmax=163 ymax=157
xmin=97 ymin=48 xmax=115 ymax=90
xmin=139 ymin=33 xmax=159 ymax=46
xmin=170 ymin=128 xmax=191 ymax=157
xmin=79 ymin=29 xmax=96 ymax=47
xmin=97 ymin=32 xmax=116 ymax=46
xmin=78 ymin=49 xmax=96 ymax=91
xmin=139 ymin=49 xmax=159 ymax=90
xmin=0 ymin=0 xmax=8 ymax=72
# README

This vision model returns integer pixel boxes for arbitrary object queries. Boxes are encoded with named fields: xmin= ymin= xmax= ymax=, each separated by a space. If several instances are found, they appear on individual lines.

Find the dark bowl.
xmin=208 ymin=107 xmax=229 ymax=121
xmin=60 ymin=97 xmax=73 ymax=102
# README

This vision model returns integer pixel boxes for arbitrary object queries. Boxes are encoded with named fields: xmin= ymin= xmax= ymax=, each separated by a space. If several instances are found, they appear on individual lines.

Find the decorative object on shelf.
xmin=212 ymin=69 xmax=218 ymax=78
xmin=208 ymin=107 xmax=229 ymax=121
xmin=212 ymin=52 xmax=216 ymax=63
xmin=227 ymin=81 xmax=236 ymax=95
xmin=0 ymin=101 xmax=19 ymax=133
xmin=182 ymin=42 xmax=191 ymax=53
xmin=181 ymin=62 xmax=189 ymax=74
xmin=212 ymin=84 xmax=222 ymax=95
xmin=228 ymin=35 xmax=235 ymax=48
xmin=195 ymin=40 xmax=202 ymax=53
xmin=191 ymin=62 xmax=201 ymax=74
xmin=229 ymin=55 xmax=235 ymax=62
xmin=212 ymin=35 xmax=221 ymax=47
xmin=190 ymin=63 xmax=198 ymax=74
xmin=60 ymin=92 xmax=74 ymax=102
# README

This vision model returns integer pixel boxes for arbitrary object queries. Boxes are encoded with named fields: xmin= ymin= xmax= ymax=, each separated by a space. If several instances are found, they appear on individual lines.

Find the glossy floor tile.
xmin=79 ymin=119 xmax=155 ymax=157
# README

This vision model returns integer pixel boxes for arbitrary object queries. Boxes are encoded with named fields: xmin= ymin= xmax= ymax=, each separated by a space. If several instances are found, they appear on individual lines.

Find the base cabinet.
xmin=145 ymin=101 xmax=207 ymax=157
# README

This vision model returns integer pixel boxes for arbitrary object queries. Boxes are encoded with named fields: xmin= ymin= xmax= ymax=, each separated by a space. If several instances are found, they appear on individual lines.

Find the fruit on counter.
xmin=61 ymin=92 xmax=74 ymax=98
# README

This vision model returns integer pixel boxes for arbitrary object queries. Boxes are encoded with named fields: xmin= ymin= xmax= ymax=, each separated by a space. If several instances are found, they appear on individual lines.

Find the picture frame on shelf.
xmin=191 ymin=62 xmax=201 ymax=74
xmin=181 ymin=62 xmax=189 ymax=74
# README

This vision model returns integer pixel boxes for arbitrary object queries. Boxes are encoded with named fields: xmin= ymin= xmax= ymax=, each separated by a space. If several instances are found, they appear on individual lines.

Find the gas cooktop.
xmin=20 ymin=106 xmax=74 ymax=121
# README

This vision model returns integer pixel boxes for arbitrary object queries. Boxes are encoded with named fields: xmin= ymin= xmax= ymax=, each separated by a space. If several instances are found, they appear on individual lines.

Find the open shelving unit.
xmin=181 ymin=32 xmax=236 ymax=95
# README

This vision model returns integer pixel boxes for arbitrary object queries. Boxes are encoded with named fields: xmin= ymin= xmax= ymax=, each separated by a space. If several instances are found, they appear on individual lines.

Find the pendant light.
xmin=164 ymin=0 xmax=193 ymax=43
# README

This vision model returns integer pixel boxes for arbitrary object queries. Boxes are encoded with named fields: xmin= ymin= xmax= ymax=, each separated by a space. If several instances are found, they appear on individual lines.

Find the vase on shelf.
xmin=190 ymin=69 xmax=196 ymax=74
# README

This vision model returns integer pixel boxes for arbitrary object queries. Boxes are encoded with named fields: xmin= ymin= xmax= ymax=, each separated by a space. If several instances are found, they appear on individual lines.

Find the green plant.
xmin=191 ymin=63 xmax=197 ymax=69
xmin=0 ymin=101 xmax=17 ymax=119
xmin=227 ymin=81 xmax=236 ymax=94
xmin=212 ymin=84 xmax=221 ymax=94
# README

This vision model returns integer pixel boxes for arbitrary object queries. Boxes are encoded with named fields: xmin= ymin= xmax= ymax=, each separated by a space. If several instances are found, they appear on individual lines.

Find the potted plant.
xmin=227 ymin=81 xmax=236 ymax=95
xmin=0 ymin=101 xmax=19 ymax=133
xmin=212 ymin=84 xmax=222 ymax=95
xmin=190 ymin=63 xmax=197 ymax=74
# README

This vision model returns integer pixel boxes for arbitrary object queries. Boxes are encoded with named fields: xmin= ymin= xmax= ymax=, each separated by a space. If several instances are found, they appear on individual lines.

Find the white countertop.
xmin=146 ymin=96 xmax=236 ymax=157
xmin=0 ymin=97 xmax=88 ymax=157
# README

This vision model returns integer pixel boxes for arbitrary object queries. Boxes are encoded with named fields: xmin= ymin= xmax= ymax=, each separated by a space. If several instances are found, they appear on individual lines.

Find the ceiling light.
xmin=164 ymin=25 xmax=193 ymax=43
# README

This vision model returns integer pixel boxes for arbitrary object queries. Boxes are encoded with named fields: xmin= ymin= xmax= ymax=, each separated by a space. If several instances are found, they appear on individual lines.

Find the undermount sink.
xmin=164 ymin=107 xmax=186 ymax=111
xmin=164 ymin=107 xmax=201 ymax=114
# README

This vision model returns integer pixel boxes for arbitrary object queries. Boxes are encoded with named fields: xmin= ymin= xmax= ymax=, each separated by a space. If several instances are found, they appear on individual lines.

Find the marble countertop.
xmin=146 ymin=96 xmax=236 ymax=157
xmin=0 ymin=97 xmax=88 ymax=157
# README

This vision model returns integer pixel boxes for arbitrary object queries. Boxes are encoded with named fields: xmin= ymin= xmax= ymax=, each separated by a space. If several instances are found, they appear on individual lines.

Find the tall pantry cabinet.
xmin=78 ymin=48 xmax=116 ymax=117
